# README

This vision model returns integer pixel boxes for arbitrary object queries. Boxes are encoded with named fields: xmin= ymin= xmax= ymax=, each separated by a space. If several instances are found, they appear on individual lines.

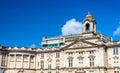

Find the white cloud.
xmin=30 ymin=44 xmax=36 ymax=48
xmin=113 ymin=26 xmax=120 ymax=36
xmin=61 ymin=18 xmax=82 ymax=35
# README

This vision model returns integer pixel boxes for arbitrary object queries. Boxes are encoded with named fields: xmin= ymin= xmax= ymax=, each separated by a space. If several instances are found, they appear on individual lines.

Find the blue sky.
xmin=0 ymin=0 xmax=120 ymax=48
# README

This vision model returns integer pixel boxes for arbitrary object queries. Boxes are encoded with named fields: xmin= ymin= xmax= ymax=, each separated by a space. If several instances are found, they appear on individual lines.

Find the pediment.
xmin=60 ymin=40 xmax=98 ymax=50
xmin=68 ymin=41 xmax=92 ymax=48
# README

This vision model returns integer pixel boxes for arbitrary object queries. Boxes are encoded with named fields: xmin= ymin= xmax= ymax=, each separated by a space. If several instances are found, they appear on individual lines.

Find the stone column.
xmin=94 ymin=24 xmax=96 ymax=33
xmin=34 ymin=55 xmax=35 ymax=69
xmin=14 ymin=54 xmax=16 ymax=68
xmin=21 ymin=54 xmax=23 ymax=68
xmin=0 ymin=53 xmax=2 ymax=67
xmin=28 ymin=55 xmax=30 ymax=68
xmin=8 ymin=54 xmax=11 ymax=68
xmin=90 ymin=23 xmax=93 ymax=32
xmin=5 ymin=53 xmax=7 ymax=66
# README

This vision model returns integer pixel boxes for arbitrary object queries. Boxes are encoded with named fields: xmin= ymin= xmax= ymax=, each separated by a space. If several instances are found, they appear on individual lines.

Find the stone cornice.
xmin=5 ymin=66 xmax=120 ymax=71
xmin=77 ymin=56 xmax=84 ymax=59
xmin=88 ymin=55 xmax=96 ymax=58
xmin=106 ymin=44 xmax=120 ymax=48
xmin=60 ymin=66 xmax=107 ymax=69
xmin=2 ymin=39 xmax=120 ymax=54
xmin=0 ymin=44 xmax=107 ymax=54
xmin=8 ymin=49 xmax=37 ymax=54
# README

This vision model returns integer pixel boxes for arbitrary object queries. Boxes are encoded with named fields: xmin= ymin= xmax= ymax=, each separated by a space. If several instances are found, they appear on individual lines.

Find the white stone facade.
xmin=0 ymin=13 xmax=120 ymax=73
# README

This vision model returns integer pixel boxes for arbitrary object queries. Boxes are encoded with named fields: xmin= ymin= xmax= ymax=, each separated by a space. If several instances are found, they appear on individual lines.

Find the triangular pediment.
xmin=68 ymin=41 xmax=92 ymax=48
xmin=60 ymin=40 xmax=98 ymax=50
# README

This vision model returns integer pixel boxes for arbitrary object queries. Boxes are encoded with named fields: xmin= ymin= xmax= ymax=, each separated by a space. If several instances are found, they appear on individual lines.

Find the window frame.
xmin=68 ymin=59 xmax=73 ymax=67
xmin=41 ymin=53 xmax=44 ymax=59
xmin=90 ymin=58 xmax=94 ymax=67
xmin=56 ymin=52 xmax=60 ymax=58
xmin=113 ymin=48 xmax=118 ymax=55
xmin=40 ymin=61 xmax=44 ymax=69
xmin=114 ymin=71 xmax=119 ymax=73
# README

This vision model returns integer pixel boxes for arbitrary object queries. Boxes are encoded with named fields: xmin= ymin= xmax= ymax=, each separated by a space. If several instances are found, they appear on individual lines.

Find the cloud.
xmin=113 ymin=26 xmax=120 ymax=36
xmin=30 ymin=44 xmax=36 ymax=48
xmin=61 ymin=18 xmax=82 ymax=35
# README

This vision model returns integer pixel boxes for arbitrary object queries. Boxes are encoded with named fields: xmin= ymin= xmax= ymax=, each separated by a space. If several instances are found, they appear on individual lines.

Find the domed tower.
xmin=82 ymin=13 xmax=96 ymax=33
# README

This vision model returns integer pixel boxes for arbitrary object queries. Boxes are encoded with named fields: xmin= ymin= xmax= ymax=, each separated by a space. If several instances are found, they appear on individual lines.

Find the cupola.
xmin=82 ymin=13 xmax=96 ymax=33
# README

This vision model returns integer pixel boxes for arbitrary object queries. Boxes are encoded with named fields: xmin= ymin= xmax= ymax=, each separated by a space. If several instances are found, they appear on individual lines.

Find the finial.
xmin=88 ymin=12 xmax=90 ymax=14
xmin=86 ymin=12 xmax=92 ymax=18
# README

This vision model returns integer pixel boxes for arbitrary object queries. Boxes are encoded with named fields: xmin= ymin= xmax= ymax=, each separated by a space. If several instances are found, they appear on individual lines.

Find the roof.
xmin=82 ymin=13 xmax=96 ymax=24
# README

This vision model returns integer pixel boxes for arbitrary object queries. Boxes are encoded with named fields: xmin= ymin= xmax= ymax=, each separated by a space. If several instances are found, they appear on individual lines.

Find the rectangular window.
xmin=114 ymin=57 xmax=119 ymax=66
xmin=90 ymin=58 xmax=94 ymax=67
xmin=40 ymin=61 xmax=44 ymax=69
xmin=90 ymin=70 xmax=94 ymax=73
xmin=79 ymin=58 xmax=83 ymax=67
xmin=1 ymin=53 xmax=6 ymax=66
xmin=30 ymin=56 xmax=34 ymax=62
xmin=56 ymin=60 xmax=60 ymax=69
xmin=48 ymin=63 xmax=51 ymax=69
xmin=56 ymin=52 xmax=60 ymax=58
xmin=41 ymin=53 xmax=44 ymax=59
xmin=113 ymin=48 xmax=118 ymax=55
xmin=56 ymin=63 xmax=60 ymax=69
xmin=16 ymin=54 xmax=21 ymax=59
xmin=69 ymin=59 xmax=73 ymax=67
xmin=56 ymin=71 xmax=59 ymax=73
xmin=38 ymin=62 xmax=39 ymax=67
xmin=23 ymin=55 xmax=28 ymax=60
xmin=10 ymin=55 xmax=14 ymax=61
xmin=42 ymin=44 xmax=47 ymax=48
xmin=114 ymin=71 xmax=119 ymax=73
xmin=16 ymin=54 xmax=21 ymax=61
xmin=68 ymin=71 xmax=72 ymax=73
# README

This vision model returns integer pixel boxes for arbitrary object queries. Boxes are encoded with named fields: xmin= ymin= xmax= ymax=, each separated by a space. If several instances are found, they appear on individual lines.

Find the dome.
xmin=86 ymin=13 xmax=93 ymax=18
xmin=82 ymin=13 xmax=95 ymax=23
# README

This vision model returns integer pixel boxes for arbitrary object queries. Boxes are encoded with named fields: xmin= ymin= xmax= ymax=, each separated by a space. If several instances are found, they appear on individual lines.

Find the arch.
xmin=86 ymin=23 xmax=90 ymax=31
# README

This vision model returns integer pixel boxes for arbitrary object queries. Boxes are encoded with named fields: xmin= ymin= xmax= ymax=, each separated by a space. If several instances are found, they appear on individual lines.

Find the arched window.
xmin=86 ymin=23 xmax=90 ymax=31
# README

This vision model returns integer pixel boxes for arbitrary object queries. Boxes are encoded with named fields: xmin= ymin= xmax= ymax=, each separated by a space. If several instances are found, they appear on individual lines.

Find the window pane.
xmin=41 ymin=53 xmax=44 ymax=59
xmin=113 ymin=48 xmax=118 ymax=55
xmin=56 ymin=52 xmax=60 ymax=58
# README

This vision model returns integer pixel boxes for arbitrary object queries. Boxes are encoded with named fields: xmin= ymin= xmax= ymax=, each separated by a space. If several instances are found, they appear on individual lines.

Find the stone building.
xmin=0 ymin=13 xmax=120 ymax=73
